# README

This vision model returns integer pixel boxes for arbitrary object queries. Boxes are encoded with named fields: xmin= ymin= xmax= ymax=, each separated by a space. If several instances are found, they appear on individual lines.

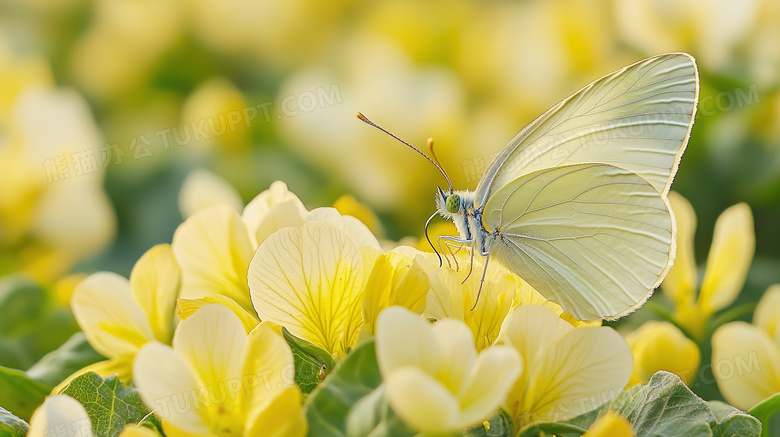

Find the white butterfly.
xmin=359 ymin=53 xmax=699 ymax=321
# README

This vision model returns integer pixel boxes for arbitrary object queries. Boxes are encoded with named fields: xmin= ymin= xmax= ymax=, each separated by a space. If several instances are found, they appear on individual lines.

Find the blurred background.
xmin=0 ymin=0 xmax=779 ymax=400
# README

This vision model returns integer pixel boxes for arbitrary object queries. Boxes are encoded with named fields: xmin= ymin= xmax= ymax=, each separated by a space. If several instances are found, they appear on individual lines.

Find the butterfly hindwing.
xmin=482 ymin=163 xmax=673 ymax=320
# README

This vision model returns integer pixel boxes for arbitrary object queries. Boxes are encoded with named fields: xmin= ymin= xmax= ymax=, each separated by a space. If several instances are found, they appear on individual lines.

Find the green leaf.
xmin=0 ymin=406 xmax=29 ymax=437
xmin=0 ymin=366 xmax=50 ymax=421
xmin=344 ymin=385 xmax=417 ymax=437
xmin=304 ymin=339 xmax=384 ymax=437
xmin=0 ymin=276 xmax=46 ymax=336
xmin=709 ymin=401 xmax=762 ymax=437
xmin=26 ymin=332 xmax=104 ymax=388
xmin=748 ymin=392 xmax=780 ymax=437
xmin=61 ymin=372 xmax=151 ymax=437
xmin=521 ymin=371 xmax=761 ymax=437
xmin=461 ymin=411 xmax=516 ymax=437
xmin=282 ymin=327 xmax=336 ymax=394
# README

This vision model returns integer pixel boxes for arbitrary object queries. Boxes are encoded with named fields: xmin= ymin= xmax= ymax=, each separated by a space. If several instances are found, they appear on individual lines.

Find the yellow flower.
xmin=70 ymin=244 xmax=180 ymax=382
xmin=423 ymin=253 xmax=597 ymax=351
xmin=712 ymin=285 xmax=780 ymax=410
xmin=180 ymin=78 xmax=250 ymax=151
xmin=361 ymin=249 xmax=429 ymax=337
xmin=375 ymin=306 xmax=521 ymax=434
xmin=625 ymin=321 xmax=701 ymax=386
xmin=497 ymin=305 xmax=632 ymax=429
xmin=582 ymin=411 xmax=635 ymax=437
xmin=333 ymin=194 xmax=383 ymax=237
xmin=133 ymin=304 xmax=306 ymax=437
xmin=28 ymin=394 xmax=152 ymax=437
xmin=662 ymin=192 xmax=755 ymax=340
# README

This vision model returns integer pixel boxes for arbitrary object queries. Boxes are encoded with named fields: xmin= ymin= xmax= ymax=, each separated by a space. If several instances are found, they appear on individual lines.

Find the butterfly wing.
xmin=483 ymin=163 xmax=672 ymax=320
xmin=474 ymin=53 xmax=698 ymax=209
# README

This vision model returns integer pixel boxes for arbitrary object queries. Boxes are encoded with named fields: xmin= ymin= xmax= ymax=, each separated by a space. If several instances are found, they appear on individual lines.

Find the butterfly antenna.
xmin=425 ymin=211 xmax=443 ymax=267
xmin=356 ymin=112 xmax=453 ymax=192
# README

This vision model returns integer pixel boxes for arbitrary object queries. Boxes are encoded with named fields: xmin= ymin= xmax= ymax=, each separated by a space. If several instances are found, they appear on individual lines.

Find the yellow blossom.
xmin=28 ymin=394 xmax=154 ymax=437
xmin=662 ymin=192 xmax=755 ymax=340
xmin=375 ymin=306 xmax=521 ymax=434
xmin=497 ymin=305 xmax=632 ymax=429
xmin=333 ymin=194 xmax=383 ymax=237
xmin=625 ymin=321 xmax=701 ymax=386
xmin=178 ymin=169 xmax=244 ymax=219
xmin=70 ymin=244 xmax=180 ymax=382
xmin=712 ymin=285 xmax=780 ymax=410
xmin=133 ymin=304 xmax=306 ymax=436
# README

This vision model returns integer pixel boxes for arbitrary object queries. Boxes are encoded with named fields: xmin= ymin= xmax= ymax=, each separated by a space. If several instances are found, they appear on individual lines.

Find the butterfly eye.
xmin=445 ymin=194 xmax=460 ymax=213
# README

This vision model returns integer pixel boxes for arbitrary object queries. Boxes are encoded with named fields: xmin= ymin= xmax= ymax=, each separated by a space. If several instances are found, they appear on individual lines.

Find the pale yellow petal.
xmin=172 ymin=304 xmax=246 ymax=397
xmin=130 ymin=244 xmax=180 ymax=343
xmin=242 ymin=181 xmax=307 ymax=246
xmin=583 ymin=411 xmax=635 ymax=437
xmin=28 ymin=395 xmax=93 ymax=437
xmin=71 ymin=272 xmax=154 ymax=358
xmin=362 ymin=251 xmax=429 ymax=335
xmin=178 ymin=295 xmax=259 ymax=333
xmin=118 ymin=424 xmax=160 ymax=437
xmin=754 ymin=284 xmax=780 ymax=344
xmin=385 ymin=367 xmax=461 ymax=434
xmin=662 ymin=192 xmax=698 ymax=307
xmin=239 ymin=322 xmax=295 ymax=417
xmin=172 ymin=205 xmax=255 ymax=313
xmin=712 ymin=322 xmax=780 ymax=410
xmin=459 ymin=345 xmax=522 ymax=426
xmin=431 ymin=319 xmax=478 ymax=396
xmin=178 ymin=169 xmax=243 ymax=219
xmin=376 ymin=306 xmax=440 ymax=377
xmin=520 ymin=326 xmax=632 ymax=426
xmin=248 ymin=222 xmax=364 ymax=358
xmin=497 ymin=305 xmax=573 ymax=365
xmin=133 ymin=342 xmax=210 ymax=435
xmin=699 ymin=203 xmax=754 ymax=313
xmin=306 ymin=207 xmax=381 ymax=250
xmin=625 ymin=321 xmax=700 ymax=386
xmin=244 ymin=386 xmax=306 ymax=437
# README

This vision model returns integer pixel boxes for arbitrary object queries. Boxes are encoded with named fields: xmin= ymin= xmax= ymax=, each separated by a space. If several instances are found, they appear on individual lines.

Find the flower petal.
xmin=306 ymin=207 xmax=381 ymax=250
xmin=248 ymin=221 xmax=364 ymax=358
xmin=238 ymin=322 xmax=296 ymax=417
xmin=385 ymin=367 xmax=460 ymax=433
xmin=376 ymin=306 xmax=440 ymax=377
xmin=699 ymin=203 xmax=754 ymax=313
xmin=662 ymin=192 xmax=698 ymax=307
xmin=497 ymin=305 xmax=573 ymax=365
xmin=431 ymin=319 xmax=478 ymax=397
xmin=28 ymin=395 xmax=93 ymax=437
xmin=242 ymin=181 xmax=307 ymax=246
xmin=458 ymin=345 xmax=522 ymax=426
xmin=172 ymin=304 xmax=246 ymax=398
xmin=244 ymin=386 xmax=307 ymax=437
xmin=754 ymin=284 xmax=780 ymax=345
xmin=172 ymin=205 xmax=255 ymax=313
xmin=178 ymin=169 xmax=244 ymax=219
xmin=71 ymin=272 xmax=154 ymax=358
xmin=625 ymin=321 xmax=700 ymax=386
xmin=712 ymin=322 xmax=780 ymax=410
xmin=520 ymin=326 xmax=632 ymax=425
xmin=133 ymin=342 xmax=210 ymax=435
xmin=130 ymin=244 xmax=181 ymax=343
xmin=178 ymin=295 xmax=259 ymax=333
xmin=362 ymin=251 xmax=429 ymax=335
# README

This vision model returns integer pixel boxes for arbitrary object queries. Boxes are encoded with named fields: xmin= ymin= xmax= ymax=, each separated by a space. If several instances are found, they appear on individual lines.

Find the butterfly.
xmin=358 ymin=53 xmax=699 ymax=321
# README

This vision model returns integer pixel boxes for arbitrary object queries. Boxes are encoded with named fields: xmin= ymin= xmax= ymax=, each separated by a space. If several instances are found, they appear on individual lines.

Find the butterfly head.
xmin=436 ymin=186 xmax=465 ymax=219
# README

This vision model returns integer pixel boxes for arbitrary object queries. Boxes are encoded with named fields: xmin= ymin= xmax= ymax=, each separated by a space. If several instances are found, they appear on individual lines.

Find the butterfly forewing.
xmin=474 ymin=53 xmax=698 ymax=209
xmin=483 ymin=163 xmax=673 ymax=320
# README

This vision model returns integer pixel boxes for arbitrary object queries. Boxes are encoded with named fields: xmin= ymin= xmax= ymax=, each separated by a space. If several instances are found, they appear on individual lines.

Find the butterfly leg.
xmin=439 ymin=235 xmax=474 ymax=274
xmin=437 ymin=236 xmax=453 ymax=269
xmin=470 ymin=251 xmax=490 ymax=311
xmin=438 ymin=236 xmax=464 ymax=271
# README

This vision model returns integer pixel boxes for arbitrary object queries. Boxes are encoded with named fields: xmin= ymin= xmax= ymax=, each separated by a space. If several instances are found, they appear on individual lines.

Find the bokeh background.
xmin=1 ymin=0 xmax=779 ymax=404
